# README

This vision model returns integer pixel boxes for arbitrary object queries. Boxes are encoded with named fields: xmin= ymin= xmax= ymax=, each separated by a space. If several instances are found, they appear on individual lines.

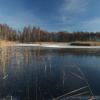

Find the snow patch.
xmin=11 ymin=43 xmax=100 ymax=49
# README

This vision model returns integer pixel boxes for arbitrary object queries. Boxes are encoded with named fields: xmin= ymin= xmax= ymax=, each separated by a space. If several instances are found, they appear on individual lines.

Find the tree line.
xmin=0 ymin=24 xmax=100 ymax=42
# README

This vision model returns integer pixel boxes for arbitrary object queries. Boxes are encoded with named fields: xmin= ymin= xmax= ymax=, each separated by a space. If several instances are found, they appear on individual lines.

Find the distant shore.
xmin=1 ymin=40 xmax=100 ymax=48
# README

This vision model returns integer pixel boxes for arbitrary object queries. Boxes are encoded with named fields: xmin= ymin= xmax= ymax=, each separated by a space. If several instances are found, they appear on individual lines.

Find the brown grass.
xmin=0 ymin=40 xmax=100 ymax=47
xmin=0 ymin=40 xmax=16 ymax=47
xmin=74 ymin=41 xmax=100 ymax=46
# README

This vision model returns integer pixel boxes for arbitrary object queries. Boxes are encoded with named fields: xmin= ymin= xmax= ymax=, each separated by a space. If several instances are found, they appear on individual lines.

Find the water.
xmin=0 ymin=46 xmax=100 ymax=100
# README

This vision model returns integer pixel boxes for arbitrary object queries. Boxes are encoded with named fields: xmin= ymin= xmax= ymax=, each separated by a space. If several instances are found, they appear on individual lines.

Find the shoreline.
xmin=12 ymin=43 xmax=100 ymax=49
xmin=1 ymin=40 xmax=100 ymax=49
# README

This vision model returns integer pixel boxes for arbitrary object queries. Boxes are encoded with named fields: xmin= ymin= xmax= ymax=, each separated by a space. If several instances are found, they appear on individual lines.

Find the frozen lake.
xmin=0 ymin=46 xmax=100 ymax=100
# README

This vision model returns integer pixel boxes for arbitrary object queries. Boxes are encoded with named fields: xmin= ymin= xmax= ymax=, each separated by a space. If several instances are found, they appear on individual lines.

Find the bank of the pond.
xmin=70 ymin=41 xmax=100 ymax=46
xmin=0 ymin=40 xmax=16 ymax=48
xmin=1 ymin=41 xmax=100 ymax=49
xmin=12 ymin=43 xmax=100 ymax=49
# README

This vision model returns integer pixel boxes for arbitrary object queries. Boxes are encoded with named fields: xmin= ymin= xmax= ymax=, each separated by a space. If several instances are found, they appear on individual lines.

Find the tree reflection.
xmin=0 ymin=47 xmax=95 ymax=100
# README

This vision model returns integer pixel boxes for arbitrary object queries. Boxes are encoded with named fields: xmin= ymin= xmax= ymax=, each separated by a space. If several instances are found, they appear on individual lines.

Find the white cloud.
xmin=59 ymin=0 xmax=88 ymax=23
xmin=63 ymin=0 xmax=88 ymax=14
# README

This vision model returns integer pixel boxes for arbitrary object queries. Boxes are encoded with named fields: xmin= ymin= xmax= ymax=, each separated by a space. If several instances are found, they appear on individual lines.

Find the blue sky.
xmin=0 ymin=0 xmax=100 ymax=32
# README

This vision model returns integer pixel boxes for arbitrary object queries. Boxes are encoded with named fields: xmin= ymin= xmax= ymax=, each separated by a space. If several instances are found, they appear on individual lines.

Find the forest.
xmin=0 ymin=24 xmax=100 ymax=42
